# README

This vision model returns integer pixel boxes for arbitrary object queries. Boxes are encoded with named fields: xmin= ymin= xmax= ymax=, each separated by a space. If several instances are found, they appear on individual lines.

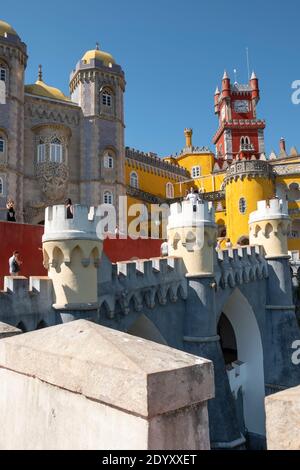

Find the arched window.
xmin=0 ymin=62 xmax=8 ymax=104
xmin=0 ymin=64 xmax=7 ymax=82
xmin=166 ymin=182 xmax=174 ymax=199
xmin=0 ymin=135 xmax=7 ymax=163
xmin=103 ymin=191 xmax=113 ymax=204
xmin=37 ymin=140 xmax=46 ymax=163
xmin=240 ymin=136 xmax=251 ymax=150
xmin=0 ymin=177 xmax=3 ymax=195
xmin=0 ymin=137 xmax=5 ymax=154
xmin=50 ymin=138 xmax=62 ymax=163
xmin=104 ymin=153 xmax=114 ymax=169
xmin=239 ymin=197 xmax=247 ymax=214
xmin=102 ymin=90 xmax=112 ymax=107
xmin=130 ymin=171 xmax=139 ymax=189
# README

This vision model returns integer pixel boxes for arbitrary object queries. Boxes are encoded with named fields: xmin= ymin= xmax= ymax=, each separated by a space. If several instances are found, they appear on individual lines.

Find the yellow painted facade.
xmin=125 ymin=130 xmax=300 ymax=252
xmin=225 ymin=176 xmax=274 ymax=244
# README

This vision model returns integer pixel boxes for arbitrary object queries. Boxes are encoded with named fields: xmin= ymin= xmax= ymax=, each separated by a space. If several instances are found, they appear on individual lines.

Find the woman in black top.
xmin=65 ymin=198 xmax=73 ymax=219
xmin=6 ymin=200 xmax=16 ymax=222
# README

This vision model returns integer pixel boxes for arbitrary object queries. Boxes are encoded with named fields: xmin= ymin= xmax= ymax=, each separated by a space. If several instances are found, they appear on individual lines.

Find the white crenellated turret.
xmin=42 ymin=205 xmax=103 ymax=310
xmin=167 ymin=200 xmax=217 ymax=276
xmin=43 ymin=205 xmax=99 ymax=242
xmin=249 ymin=198 xmax=291 ymax=258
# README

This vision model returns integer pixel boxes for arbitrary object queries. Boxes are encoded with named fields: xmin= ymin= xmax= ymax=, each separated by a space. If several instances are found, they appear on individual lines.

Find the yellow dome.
xmin=82 ymin=48 xmax=115 ymax=67
xmin=25 ymin=80 xmax=71 ymax=102
xmin=0 ymin=19 xmax=17 ymax=37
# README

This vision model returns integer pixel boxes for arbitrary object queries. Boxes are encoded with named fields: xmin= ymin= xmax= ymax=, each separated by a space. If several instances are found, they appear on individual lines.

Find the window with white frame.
xmin=102 ymin=90 xmax=112 ymax=107
xmin=50 ymin=138 xmax=63 ymax=163
xmin=166 ymin=182 xmax=174 ymax=199
xmin=192 ymin=166 xmax=201 ymax=179
xmin=130 ymin=171 xmax=139 ymax=189
xmin=239 ymin=197 xmax=247 ymax=214
xmin=103 ymin=191 xmax=113 ymax=204
xmin=37 ymin=142 xmax=46 ymax=163
xmin=0 ymin=177 xmax=3 ymax=195
xmin=104 ymin=154 xmax=114 ymax=169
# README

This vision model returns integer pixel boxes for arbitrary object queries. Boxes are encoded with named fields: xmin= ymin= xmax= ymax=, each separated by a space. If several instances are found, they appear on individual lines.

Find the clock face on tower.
xmin=234 ymin=100 xmax=249 ymax=113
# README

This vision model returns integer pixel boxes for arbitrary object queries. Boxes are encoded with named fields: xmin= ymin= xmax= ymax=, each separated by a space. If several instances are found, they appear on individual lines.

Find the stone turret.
xmin=42 ymin=205 xmax=102 ymax=316
xmin=167 ymin=200 xmax=217 ymax=276
xmin=249 ymin=198 xmax=291 ymax=258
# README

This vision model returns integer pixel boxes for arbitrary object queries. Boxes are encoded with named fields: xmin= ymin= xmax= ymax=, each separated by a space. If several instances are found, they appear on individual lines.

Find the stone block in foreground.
xmin=0 ymin=319 xmax=214 ymax=450
xmin=266 ymin=385 xmax=300 ymax=450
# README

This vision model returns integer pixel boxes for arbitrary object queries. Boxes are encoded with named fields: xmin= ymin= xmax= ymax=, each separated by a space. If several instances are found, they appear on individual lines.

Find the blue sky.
xmin=2 ymin=0 xmax=300 ymax=156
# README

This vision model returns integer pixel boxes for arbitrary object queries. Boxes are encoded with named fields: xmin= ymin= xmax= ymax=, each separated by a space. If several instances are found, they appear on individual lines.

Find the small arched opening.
xmin=237 ymin=235 xmax=249 ymax=246
xmin=36 ymin=320 xmax=48 ymax=330
xmin=16 ymin=321 xmax=27 ymax=333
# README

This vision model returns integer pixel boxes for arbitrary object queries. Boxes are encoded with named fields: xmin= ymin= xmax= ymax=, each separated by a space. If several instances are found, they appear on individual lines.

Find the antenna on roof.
xmin=246 ymin=47 xmax=250 ymax=81
xmin=96 ymin=42 xmax=100 ymax=50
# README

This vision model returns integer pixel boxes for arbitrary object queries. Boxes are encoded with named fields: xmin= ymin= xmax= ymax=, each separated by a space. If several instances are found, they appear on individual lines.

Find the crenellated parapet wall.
xmin=249 ymin=199 xmax=291 ymax=258
xmin=215 ymin=245 xmax=268 ymax=289
xmin=0 ymin=276 xmax=54 ymax=331
xmin=99 ymin=256 xmax=188 ymax=318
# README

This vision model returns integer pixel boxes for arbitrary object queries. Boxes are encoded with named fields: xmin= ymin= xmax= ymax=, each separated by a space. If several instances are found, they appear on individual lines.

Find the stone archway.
xmin=221 ymin=288 xmax=265 ymax=438
xmin=127 ymin=314 xmax=167 ymax=345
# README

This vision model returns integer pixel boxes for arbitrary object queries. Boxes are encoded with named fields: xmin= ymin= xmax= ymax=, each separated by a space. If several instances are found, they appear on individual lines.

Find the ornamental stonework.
xmin=224 ymin=159 xmax=274 ymax=185
xmin=35 ymin=161 xmax=69 ymax=202
xmin=273 ymin=164 xmax=300 ymax=175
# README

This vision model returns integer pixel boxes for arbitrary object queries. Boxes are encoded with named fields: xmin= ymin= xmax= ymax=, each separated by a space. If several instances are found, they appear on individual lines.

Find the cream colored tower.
xmin=167 ymin=200 xmax=217 ymax=276
xmin=42 ymin=205 xmax=102 ymax=310
xmin=249 ymin=198 xmax=291 ymax=258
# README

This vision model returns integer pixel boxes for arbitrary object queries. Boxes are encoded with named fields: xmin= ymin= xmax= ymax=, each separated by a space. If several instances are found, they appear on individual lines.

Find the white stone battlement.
xmin=43 ymin=205 xmax=99 ymax=242
xmin=168 ymin=200 xmax=215 ymax=230
xmin=249 ymin=198 xmax=289 ymax=224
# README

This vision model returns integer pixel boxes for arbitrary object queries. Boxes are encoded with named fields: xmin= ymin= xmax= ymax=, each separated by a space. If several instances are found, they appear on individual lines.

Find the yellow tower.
xmin=42 ymin=205 xmax=102 ymax=311
xmin=224 ymin=160 xmax=274 ymax=245
xmin=249 ymin=198 xmax=291 ymax=258
xmin=167 ymin=200 xmax=217 ymax=276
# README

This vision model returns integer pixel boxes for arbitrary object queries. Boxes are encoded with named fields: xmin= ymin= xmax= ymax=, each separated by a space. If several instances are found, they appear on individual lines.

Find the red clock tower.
xmin=213 ymin=71 xmax=266 ymax=161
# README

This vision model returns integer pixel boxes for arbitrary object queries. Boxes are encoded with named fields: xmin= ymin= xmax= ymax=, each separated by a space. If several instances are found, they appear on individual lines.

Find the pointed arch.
xmin=265 ymin=223 xmax=273 ymax=238
xmin=127 ymin=314 xmax=168 ymax=345
xmin=221 ymin=289 xmax=265 ymax=437
xmin=36 ymin=320 xmax=48 ymax=330
xmin=16 ymin=321 xmax=27 ymax=333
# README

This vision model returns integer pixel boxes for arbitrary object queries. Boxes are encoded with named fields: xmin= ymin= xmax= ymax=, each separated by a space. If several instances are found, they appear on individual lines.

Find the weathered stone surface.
xmin=0 ymin=319 xmax=214 ymax=418
xmin=266 ymin=385 xmax=300 ymax=450
xmin=0 ymin=320 xmax=214 ymax=450
xmin=0 ymin=322 xmax=22 ymax=339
